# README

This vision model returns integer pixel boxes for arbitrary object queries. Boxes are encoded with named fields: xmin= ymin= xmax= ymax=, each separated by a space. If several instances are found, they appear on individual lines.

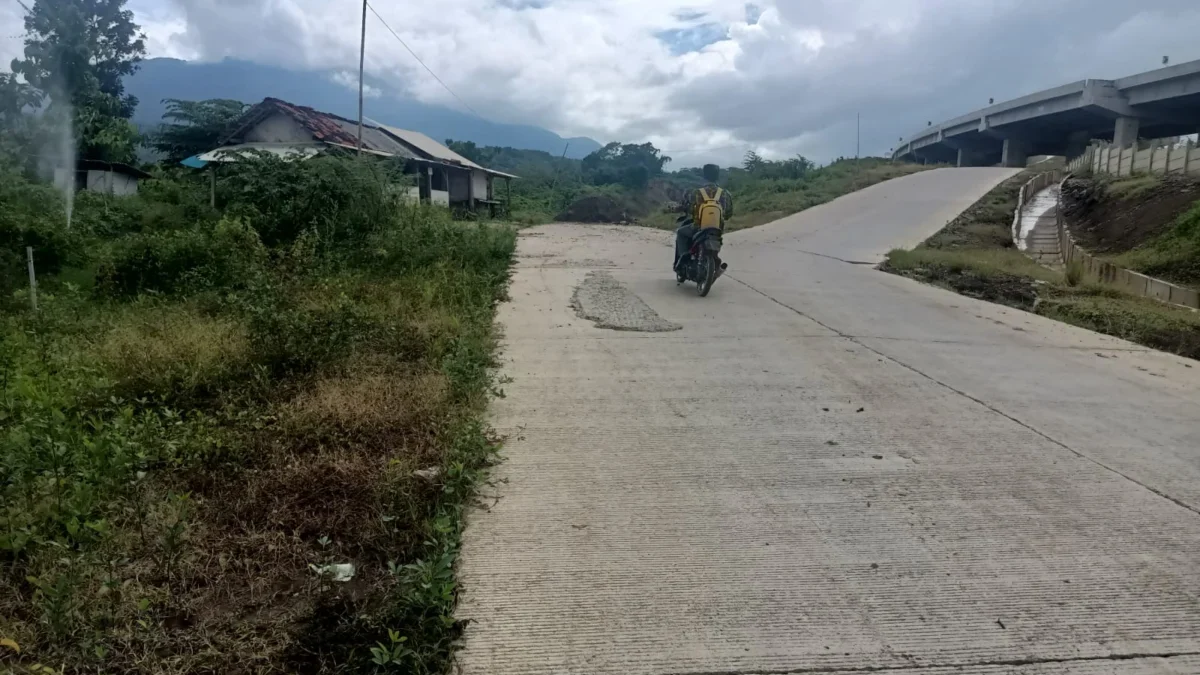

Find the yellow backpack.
xmin=694 ymin=187 xmax=724 ymax=230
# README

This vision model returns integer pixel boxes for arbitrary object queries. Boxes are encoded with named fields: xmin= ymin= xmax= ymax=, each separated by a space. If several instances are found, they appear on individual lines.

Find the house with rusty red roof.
xmin=193 ymin=97 xmax=517 ymax=212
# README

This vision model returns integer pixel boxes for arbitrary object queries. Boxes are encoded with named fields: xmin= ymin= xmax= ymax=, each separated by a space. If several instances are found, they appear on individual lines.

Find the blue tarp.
xmin=180 ymin=155 xmax=207 ymax=169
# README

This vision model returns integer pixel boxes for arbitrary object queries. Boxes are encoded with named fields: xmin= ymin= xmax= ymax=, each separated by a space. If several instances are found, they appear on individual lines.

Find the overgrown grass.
xmin=1038 ymin=289 xmax=1200 ymax=357
xmin=1106 ymin=174 xmax=1162 ymax=201
xmin=1109 ymin=198 xmax=1200 ymax=288
xmin=886 ymin=247 xmax=1061 ymax=283
xmin=1 ymin=156 xmax=516 ymax=673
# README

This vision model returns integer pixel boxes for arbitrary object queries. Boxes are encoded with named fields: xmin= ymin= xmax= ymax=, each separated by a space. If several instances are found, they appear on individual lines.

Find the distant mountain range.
xmin=125 ymin=58 xmax=603 ymax=159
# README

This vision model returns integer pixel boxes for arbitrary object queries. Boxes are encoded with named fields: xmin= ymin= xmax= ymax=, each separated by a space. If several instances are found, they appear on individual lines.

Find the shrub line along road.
xmin=457 ymin=168 xmax=1200 ymax=675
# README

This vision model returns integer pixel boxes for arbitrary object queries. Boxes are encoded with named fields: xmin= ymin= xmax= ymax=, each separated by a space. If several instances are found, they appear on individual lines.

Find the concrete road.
xmin=456 ymin=168 xmax=1200 ymax=675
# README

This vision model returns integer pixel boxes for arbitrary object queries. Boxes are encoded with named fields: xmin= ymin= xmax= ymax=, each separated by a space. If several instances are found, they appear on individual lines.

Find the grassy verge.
xmin=1 ymin=156 xmax=515 ymax=673
xmin=882 ymin=171 xmax=1200 ymax=360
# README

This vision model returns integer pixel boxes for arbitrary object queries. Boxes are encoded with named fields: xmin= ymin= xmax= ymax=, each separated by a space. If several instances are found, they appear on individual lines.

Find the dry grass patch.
xmin=94 ymin=304 xmax=253 ymax=403
xmin=283 ymin=371 xmax=451 ymax=453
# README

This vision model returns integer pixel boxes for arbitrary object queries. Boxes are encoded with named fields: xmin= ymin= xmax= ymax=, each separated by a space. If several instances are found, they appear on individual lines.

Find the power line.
xmin=365 ymin=1 xmax=481 ymax=118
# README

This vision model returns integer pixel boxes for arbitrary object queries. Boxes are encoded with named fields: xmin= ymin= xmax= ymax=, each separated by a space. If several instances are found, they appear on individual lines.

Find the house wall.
xmin=392 ymin=185 xmax=447 ymax=207
xmin=448 ymin=171 xmax=470 ymax=202
xmin=471 ymin=171 xmax=489 ymax=201
xmin=85 ymin=170 xmax=138 ymax=196
xmin=244 ymin=113 xmax=312 ymax=144
xmin=52 ymin=168 xmax=71 ymax=192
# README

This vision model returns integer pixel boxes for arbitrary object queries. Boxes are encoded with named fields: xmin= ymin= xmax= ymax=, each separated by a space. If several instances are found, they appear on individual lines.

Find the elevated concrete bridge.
xmin=894 ymin=59 xmax=1200 ymax=167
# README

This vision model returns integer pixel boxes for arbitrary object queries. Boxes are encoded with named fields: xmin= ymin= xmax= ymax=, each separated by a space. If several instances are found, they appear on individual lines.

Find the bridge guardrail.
xmin=1070 ymin=138 xmax=1200 ymax=178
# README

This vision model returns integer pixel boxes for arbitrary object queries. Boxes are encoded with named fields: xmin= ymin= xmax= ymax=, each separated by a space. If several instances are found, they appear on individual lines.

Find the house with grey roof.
xmin=193 ymin=97 xmax=516 ymax=213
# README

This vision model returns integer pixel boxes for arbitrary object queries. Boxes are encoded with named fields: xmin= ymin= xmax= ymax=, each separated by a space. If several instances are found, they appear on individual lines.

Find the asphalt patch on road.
xmin=571 ymin=271 xmax=681 ymax=332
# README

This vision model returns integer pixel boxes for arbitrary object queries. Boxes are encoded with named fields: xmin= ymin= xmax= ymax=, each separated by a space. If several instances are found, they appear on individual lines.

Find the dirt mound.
xmin=1061 ymin=174 xmax=1200 ymax=254
xmin=556 ymin=195 xmax=634 ymax=223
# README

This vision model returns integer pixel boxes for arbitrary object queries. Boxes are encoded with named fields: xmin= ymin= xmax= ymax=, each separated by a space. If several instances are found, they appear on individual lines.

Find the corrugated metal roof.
xmin=377 ymin=124 xmax=483 ymax=169
xmin=250 ymin=98 xmax=362 ymax=146
xmin=216 ymin=97 xmax=518 ymax=178
xmin=329 ymin=118 xmax=419 ymax=159
xmin=377 ymin=124 xmax=519 ymax=178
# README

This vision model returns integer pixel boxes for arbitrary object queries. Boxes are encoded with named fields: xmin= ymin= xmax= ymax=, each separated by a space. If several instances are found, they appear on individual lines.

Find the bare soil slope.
xmin=1061 ymin=174 xmax=1200 ymax=254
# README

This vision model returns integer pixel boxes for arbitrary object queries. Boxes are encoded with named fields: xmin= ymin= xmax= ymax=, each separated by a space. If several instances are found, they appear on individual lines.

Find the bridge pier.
xmin=956 ymin=148 xmax=986 ymax=167
xmin=1001 ymin=138 xmax=1031 ymax=168
xmin=1113 ymin=116 xmax=1140 ymax=147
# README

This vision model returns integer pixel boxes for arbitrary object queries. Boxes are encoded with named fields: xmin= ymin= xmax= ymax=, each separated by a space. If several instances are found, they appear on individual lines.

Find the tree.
xmin=11 ymin=0 xmax=147 ymax=162
xmin=743 ymin=150 xmax=764 ymax=173
xmin=0 ymin=74 xmax=43 ymax=171
xmin=783 ymin=154 xmax=814 ymax=179
xmin=152 ymin=99 xmax=250 ymax=163
xmin=581 ymin=142 xmax=670 ymax=188
xmin=0 ymin=73 xmax=39 ymax=122
xmin=445 ymin=138 xmax=483 ymax=163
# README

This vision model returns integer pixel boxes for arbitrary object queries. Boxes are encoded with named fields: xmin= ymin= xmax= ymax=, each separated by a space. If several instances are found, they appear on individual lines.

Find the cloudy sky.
xmin=3 ymin=0 xmax=1200 ymax=165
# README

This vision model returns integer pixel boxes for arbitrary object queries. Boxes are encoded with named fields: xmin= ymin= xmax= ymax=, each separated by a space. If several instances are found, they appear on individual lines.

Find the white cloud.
xmin=0 ymin=2 xmax=26 ymax=71
xmin=330 ymin=70 xmax=380 ymax=98
xmin=3 ymin=0 xmax=1200 ymax=166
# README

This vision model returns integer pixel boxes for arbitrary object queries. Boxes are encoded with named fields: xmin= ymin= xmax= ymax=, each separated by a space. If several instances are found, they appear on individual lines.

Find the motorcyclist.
xmin=674 ymin=163 xmax=733 ymax=274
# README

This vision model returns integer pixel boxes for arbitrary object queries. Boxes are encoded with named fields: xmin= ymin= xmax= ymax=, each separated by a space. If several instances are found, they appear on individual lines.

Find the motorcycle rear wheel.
xmin=696 ymin=253 xmax=717 ymax=297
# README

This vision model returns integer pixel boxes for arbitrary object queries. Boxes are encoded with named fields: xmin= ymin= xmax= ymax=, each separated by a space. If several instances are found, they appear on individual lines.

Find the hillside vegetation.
xmin=657 ymin=157 xmax=935 ymax=231
xmin=447 ymin=139 xmax=934 ymax=229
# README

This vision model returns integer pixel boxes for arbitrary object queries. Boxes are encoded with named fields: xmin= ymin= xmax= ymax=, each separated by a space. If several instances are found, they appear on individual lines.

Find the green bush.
xmin=220 ymin=154 xmax=403 ymax=248
xmin=0 ymin=314 xmax=219 ymax=560
xmin=95 ymin=216 xmax=267 ymax=297
xmin=364 ymin=205 xmax=515 ymax=279
xmin=245 ymin=292 xmax=371 ymax=377
xmin=71 ymin=191 xmax=209 ymax=238
xmin=0 ymin=173 xmax=84 ymax=300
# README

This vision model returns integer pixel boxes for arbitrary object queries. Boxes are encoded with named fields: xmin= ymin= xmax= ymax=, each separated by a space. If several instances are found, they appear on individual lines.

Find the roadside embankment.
xmin=1061 ymin=174 xmax=1200 ymax=290
xmin=882 ymin=171 xmax=1200 ymax=359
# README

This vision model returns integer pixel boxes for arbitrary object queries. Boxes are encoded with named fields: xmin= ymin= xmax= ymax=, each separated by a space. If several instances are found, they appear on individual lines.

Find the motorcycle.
xmin=675 ymin=226 xmax=726 ymax=297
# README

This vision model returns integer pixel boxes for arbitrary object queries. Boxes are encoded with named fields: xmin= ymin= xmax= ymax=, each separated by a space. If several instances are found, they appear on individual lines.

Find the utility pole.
xmin=856 ymin=112 xmax=861 ymax=161
xmin=357 ymin=0 xmax=368 ymax=155
xmin=549 ymin=142 xmax=570 ymax=208
xmin=853 ymin=112 xmax=862 ymax=191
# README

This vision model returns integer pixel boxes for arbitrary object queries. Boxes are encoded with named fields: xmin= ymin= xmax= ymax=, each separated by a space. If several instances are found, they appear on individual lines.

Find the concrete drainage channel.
xmin=570 ymin=271 xmax=682 ymax=332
